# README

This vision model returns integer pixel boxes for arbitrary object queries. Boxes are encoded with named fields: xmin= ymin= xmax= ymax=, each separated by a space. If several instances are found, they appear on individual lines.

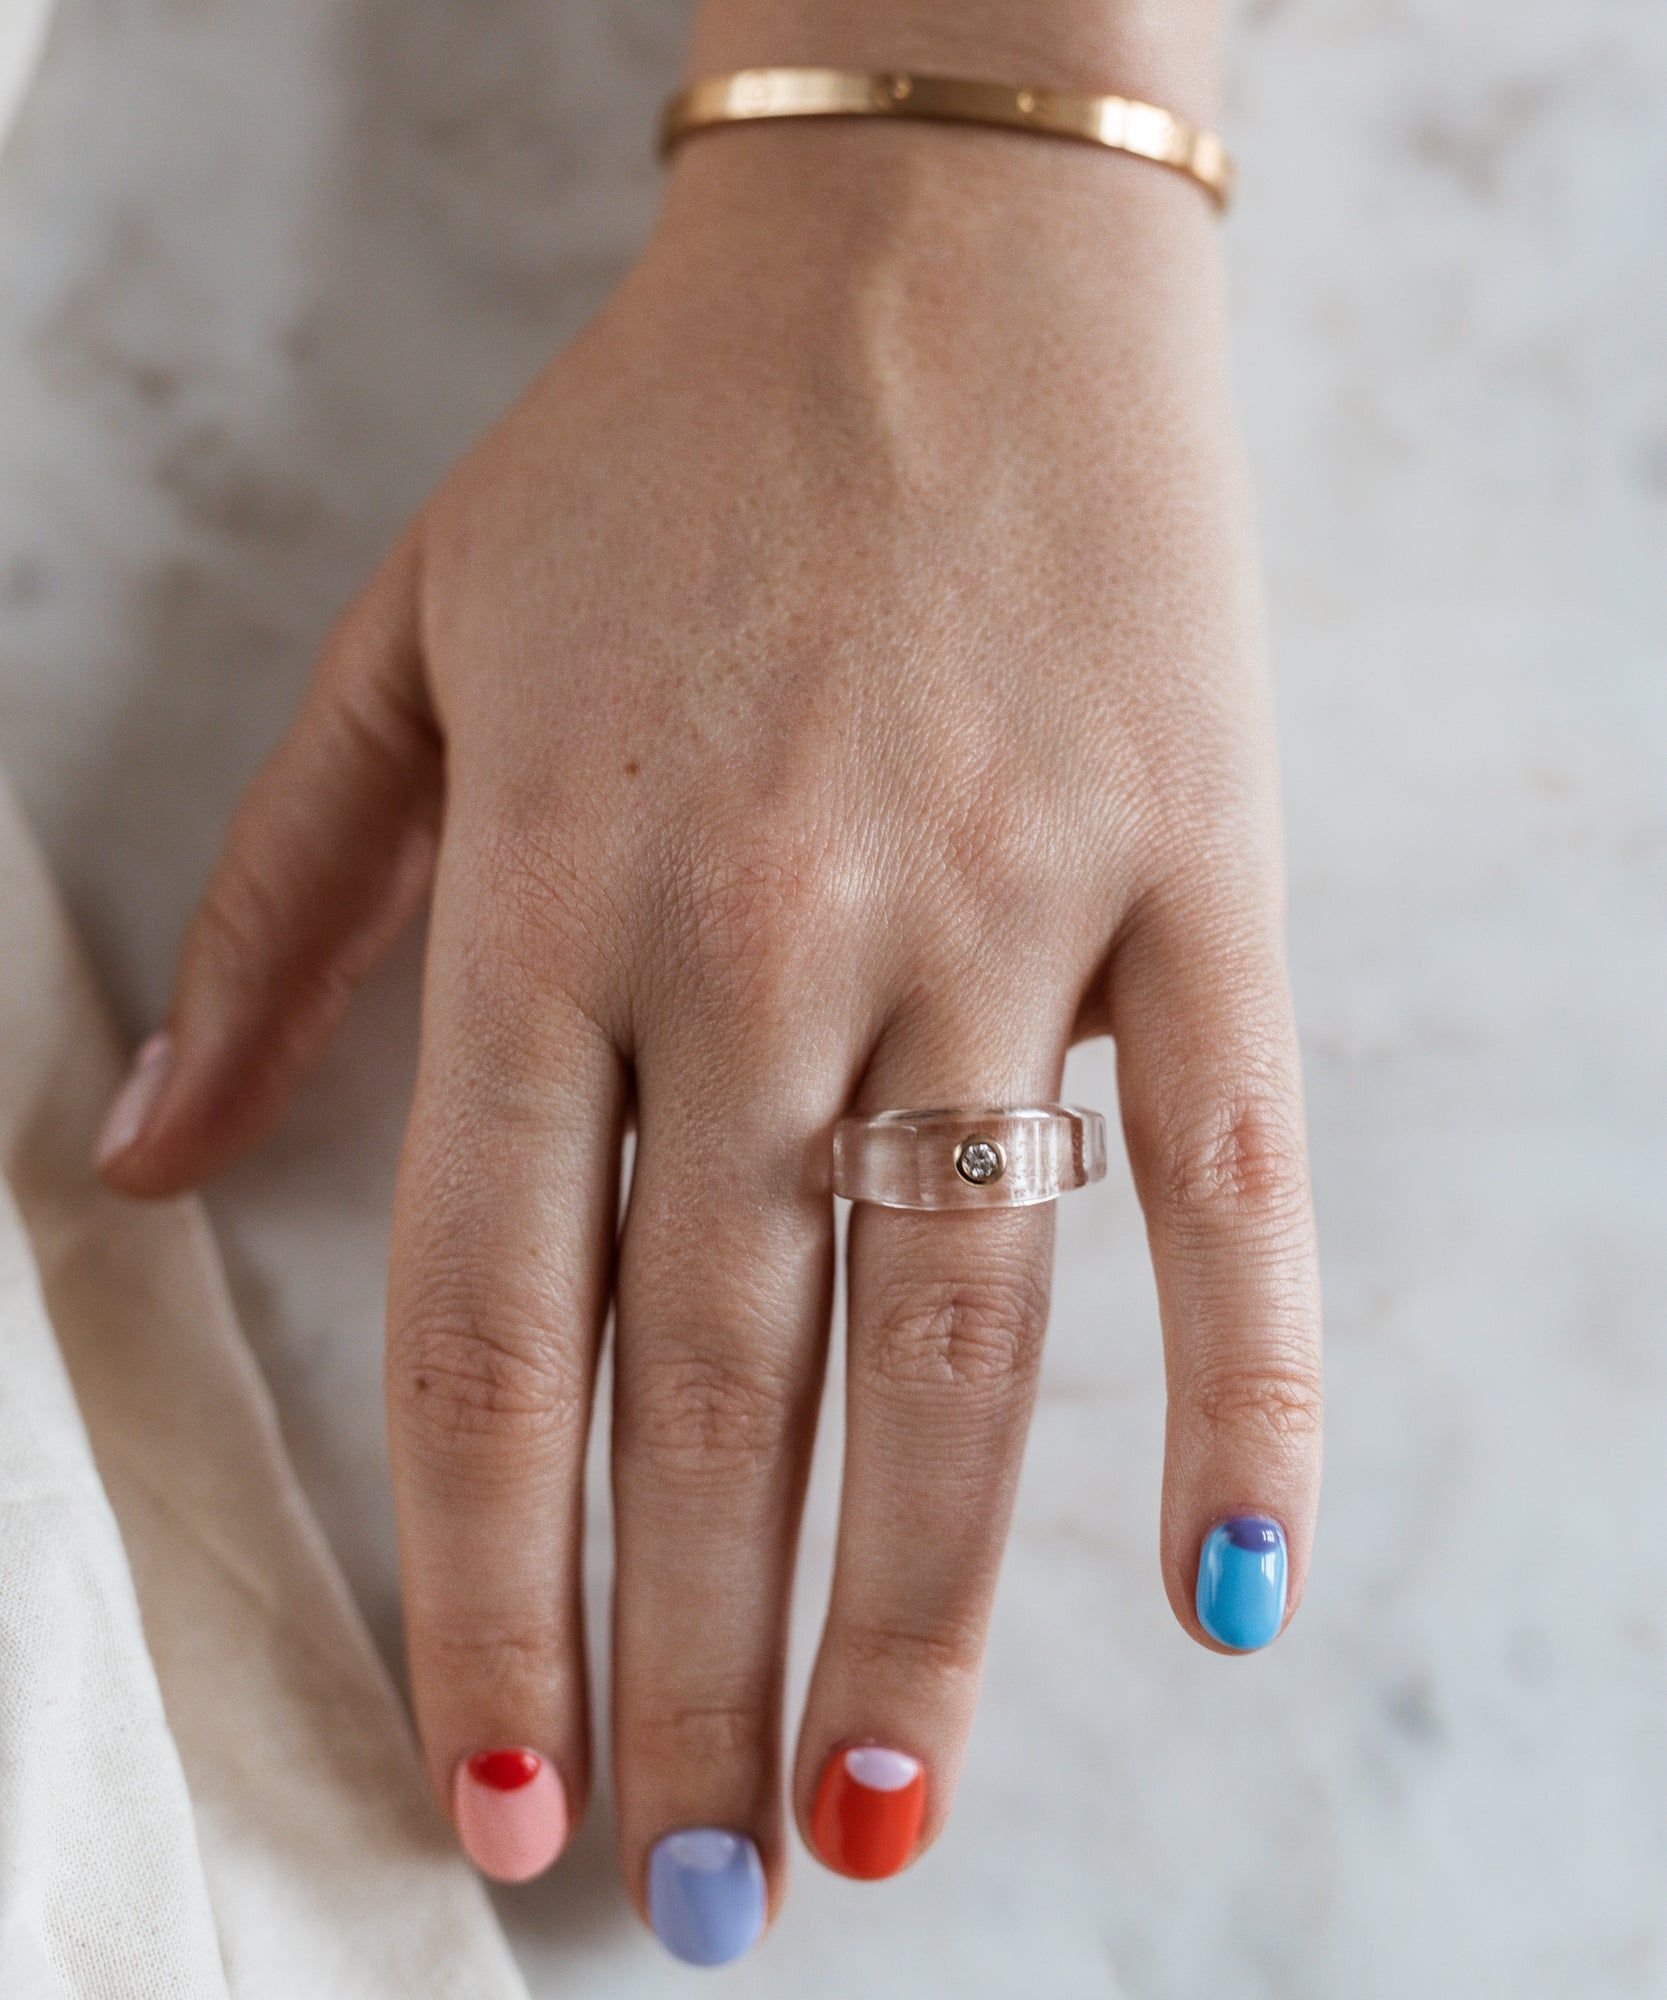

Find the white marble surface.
xmin=2 ymin=1 xmax=1665 ymax=1994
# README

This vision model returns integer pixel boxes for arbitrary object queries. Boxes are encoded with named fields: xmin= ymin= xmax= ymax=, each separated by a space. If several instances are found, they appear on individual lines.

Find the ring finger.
xmin=794 ymin=988 xmax=1071 ymax=1880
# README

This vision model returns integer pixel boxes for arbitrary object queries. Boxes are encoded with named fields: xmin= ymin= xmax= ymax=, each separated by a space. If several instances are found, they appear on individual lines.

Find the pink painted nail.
xmin=95 ymin=1033 xmax=174 ymax=1169
xmin=452 ymin=1748 xmax=569 ymax=1883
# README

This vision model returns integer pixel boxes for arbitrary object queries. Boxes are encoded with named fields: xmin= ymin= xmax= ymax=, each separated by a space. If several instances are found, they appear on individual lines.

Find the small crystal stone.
xmin=955 ymin=1137 xmax=1004 ymax=1186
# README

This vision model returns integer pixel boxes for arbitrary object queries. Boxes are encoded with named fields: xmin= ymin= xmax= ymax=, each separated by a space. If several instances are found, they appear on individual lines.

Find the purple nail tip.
xmin=1222 ymin=1515 xmax=1283 ymax=1552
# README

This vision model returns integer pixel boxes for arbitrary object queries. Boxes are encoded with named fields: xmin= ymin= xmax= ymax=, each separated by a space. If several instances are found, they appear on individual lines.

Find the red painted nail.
xmin=470 ymin=1748 xmax=542 ymax=1791
xmin=452 ymin=1748 xmax=569 ymax=1882
xmin=810 ymin=1746 xmax=926 ymax=1880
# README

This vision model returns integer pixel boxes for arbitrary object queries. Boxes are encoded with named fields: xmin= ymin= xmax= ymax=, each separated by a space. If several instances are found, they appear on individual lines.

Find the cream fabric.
xmin=0 ymin=758 xmax=536 ymax=1996
xmin=0 ymin=18 xmax=521 ymax=1989
xmin=0 ymin=11 xmax=501 ymax=1991
xmin=0 ymin=769 xmax=529 ymax=1996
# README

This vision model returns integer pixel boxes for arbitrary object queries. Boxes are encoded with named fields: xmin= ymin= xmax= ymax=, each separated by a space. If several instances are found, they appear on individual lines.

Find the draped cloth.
xmin=0 ymin=13 xmax=527 ymax=1990
xmin=0 ymin=781 xmax=530 ymax=1999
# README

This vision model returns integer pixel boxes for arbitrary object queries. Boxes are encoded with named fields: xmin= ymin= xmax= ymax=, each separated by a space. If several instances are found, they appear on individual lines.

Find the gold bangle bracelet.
xmin=660 ymin=67 xmax=1233 ymax=210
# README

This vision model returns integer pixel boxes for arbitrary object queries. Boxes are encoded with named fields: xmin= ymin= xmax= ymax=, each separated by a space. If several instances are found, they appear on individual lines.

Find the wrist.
xmin=665 ymin=1 xmax=1230 ymax=277
xmin=653 ymin=68 xmax=1225 ymax=319
xmin=656 ymin=112 xmax=1221 ymax=279
xmin=632 ymin=116 xmax=1229 ymax=459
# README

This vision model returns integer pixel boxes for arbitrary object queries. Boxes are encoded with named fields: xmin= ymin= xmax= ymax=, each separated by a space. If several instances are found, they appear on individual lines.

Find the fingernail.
xmin=647 ymin=1828 xmax=766 ymax=1967
xmin=451 ymin=1748 xmax=569 ymax=1883
xmin=810 ymin=1745 xmax=926 ymax=1880
xmin=1196 ymin=1515 xmax=1288 ymax=1651
xmin=95 ymin=1032 xmax=174 ymax=1169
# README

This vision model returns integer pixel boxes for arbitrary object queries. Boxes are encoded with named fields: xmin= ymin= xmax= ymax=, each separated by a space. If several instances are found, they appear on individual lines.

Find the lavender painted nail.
xmin=647 ymin=1829 xmax=765 ymax=1966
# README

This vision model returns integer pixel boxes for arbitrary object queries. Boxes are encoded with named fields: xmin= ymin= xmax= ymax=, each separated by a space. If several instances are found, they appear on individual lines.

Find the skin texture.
xmin=97 ymin=0 xmax=1321 ymax=1945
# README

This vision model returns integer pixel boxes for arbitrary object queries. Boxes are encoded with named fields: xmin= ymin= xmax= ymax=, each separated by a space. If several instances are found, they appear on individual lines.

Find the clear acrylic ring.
xmin=832 ymin=1105 xmax=1108 ymax=1211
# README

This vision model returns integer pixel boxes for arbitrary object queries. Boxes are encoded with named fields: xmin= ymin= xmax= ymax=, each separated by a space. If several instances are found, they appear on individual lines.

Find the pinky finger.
xmin=1109 ymin=894 xmax=1323 ymax=1654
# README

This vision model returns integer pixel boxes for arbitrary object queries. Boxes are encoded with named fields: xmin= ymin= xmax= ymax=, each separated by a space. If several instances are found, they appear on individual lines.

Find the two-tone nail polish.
xmin=810 ymin=1746 xmax=926 ymax=1880
xmin=1196 ymin=1515 xmax=1288 ymax=1651
xmin=452 ymin=1748 xmax=569 ymax=1883
xmin=647 ymin=1828 xmax=766 ymax=1966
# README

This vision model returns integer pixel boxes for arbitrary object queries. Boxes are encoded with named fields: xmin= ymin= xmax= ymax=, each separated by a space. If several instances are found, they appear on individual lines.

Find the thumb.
xmin=97 ymin=532 xmax=440 ymax=1196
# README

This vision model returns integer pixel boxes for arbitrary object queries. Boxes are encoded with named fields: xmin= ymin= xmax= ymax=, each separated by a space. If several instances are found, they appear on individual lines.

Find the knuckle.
xmin=391 ymin=1290 xmax=584 ymax=1472
xmin=438 ymin=825 xmax=620 ymax=1089
xmin=1185 ymin=1347 xmax=1325 ymax=1449
xmin=462 ymin=819 xmax=597 ymax=978
xmin=936 ymin=795 xmax=1056 ymax=923
xmin=906 ymin=715 xmax=1104 ymax=938
xmin=829 ymin=1610 xmax=984 ymax=1688
xmin=861 ymin=1265 xmax=1050 ymax=1393
xmin=627 ymin=1685 xmax=767 ymax=1770
xmin=414 ymin=1613 xmax=568 ymax=1701
xmin=310 ymin=639 xmax=436 ymax=791
xmin=195 ymin=845 xmax=287 ymax=982
xmin=192 ymin=848 xmax=356 ymax=1065
xmin=1153 ymin=1083 xmax=1311 ymax=1232
xmin=468 ymin=817 xmax=571 ymax=932
xmin=660 ymin=818 xmax=845 ymax=1018
xmin=623 ymin=1336 xmax=792 ymax=1487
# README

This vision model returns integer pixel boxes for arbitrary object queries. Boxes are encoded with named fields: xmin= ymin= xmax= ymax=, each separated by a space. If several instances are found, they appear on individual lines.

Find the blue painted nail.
xmin=647 ymin=1828 xmax=766 ymax=1967
xmin=1196 ymin=1516 xmax=1288 ymax=1651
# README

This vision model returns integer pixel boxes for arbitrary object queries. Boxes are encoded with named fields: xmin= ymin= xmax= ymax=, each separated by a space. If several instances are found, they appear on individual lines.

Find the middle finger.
xmin=611 ymin=1008 xmax=850 ymax=1966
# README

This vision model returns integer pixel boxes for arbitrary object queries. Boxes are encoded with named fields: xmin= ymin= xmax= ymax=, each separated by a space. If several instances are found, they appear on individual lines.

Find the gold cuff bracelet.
xmin=660 ymin=67 xmax=1233 ymax=210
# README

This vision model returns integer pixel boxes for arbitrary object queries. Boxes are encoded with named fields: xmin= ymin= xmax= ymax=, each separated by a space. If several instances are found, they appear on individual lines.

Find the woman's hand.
xmin=97 ymin=119 xmax=1320 ymax=1951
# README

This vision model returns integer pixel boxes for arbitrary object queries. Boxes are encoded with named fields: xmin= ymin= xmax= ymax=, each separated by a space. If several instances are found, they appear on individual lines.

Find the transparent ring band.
xmin=832 ymin=1105 xmax=1108 ymax=1211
